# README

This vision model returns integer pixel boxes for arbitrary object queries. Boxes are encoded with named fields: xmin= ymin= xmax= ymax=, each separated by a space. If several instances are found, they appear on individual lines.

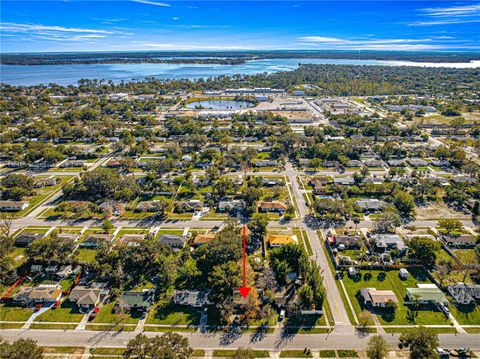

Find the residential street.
xmin=1 ymin=329 xmax=479 ymax=351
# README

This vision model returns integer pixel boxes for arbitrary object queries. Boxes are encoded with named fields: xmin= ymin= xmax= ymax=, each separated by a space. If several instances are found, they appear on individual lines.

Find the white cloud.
xmin=0 ymin=22 xmax=129 ymax=44
xmin=295 ymin=35 xmax=468 ymax=50
xmin=421 ymin=3 xmax=480 ymax=18
xmin=132 ymin=0 xmax=171 ymax=7
xmin=0 ymin=22 xmax=113 ymax=34
xmin=298 ymin=36 xmax=350 ymax=44
xmin=172 ymin=17 xmax=179 ymax=21
xmin=411 ymin=3 xmax=480 ymax=26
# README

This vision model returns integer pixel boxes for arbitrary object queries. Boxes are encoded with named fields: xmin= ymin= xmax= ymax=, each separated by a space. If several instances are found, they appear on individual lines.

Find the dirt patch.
xmin=415 ymin=203 xmax=468 ymax=221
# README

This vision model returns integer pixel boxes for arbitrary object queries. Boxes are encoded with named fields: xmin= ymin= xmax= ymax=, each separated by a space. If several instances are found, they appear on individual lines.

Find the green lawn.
xmin=284 ymin=313 xmax=327 ymax=334
xmin=341 ymin=268 xmax=451 ymax=326
xmin=75 ymin=249 xmax=98 ymax=263
xmin=30 ymin=323 xmax=77 ymax=330
xmin=280 ymin=350 xmax=313 ymax=358
xmin=452 ymin=249 xmax=479 ymax=265
xmin=146 ymin=301 xmax=200 ymax=326
xmin=449 ymin=302 xmax=480 ymax=325
xmin=35 ymin=300 xmax=84 ymax=323
xmin=90 ymin=302 xmax=139 ymax=325
xmin=8 ymin=247 xmax=27 ymax=268
xmin=0 ymin=304 xmax=32 ymax=321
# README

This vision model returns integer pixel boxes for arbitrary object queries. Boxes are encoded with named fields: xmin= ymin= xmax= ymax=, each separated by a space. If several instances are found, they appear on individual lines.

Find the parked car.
xmin=279 ymin=309 xmax=286 ymax=322
xmin=35 ymin=304 xmax=43 ymax=312
xmin=436 ymin=348 xmax=449 ymax=358
xmin=89 ymin=307 xmax=99 ymax=321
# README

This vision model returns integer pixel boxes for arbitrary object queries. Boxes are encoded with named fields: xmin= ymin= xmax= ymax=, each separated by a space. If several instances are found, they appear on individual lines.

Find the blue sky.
xmin=1 ymin=1 xmax=480 ymax=53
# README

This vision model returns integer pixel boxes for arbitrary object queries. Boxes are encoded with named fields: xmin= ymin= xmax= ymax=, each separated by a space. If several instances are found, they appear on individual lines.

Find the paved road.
xmin=0 ymin=329 xmax=478 ymax=351
xmin=285 ymin=164 xmax=353 ymax=333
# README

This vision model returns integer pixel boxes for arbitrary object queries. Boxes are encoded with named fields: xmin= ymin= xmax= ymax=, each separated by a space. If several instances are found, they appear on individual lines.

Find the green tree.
xmin=102 ymin=218 xmax=114 ymax=233
xmin=398 ymin=327 xmax=439 ymax=359
xmin=0 ymin=338 xmax=43 ymax=359
xmin=437 ymin=219 xmax=463 ymax=234
xmin=124 ymin=333 xmax=192 ymax=359
xmin=407 ymin=237 xmax=441 ymax=268
xmin=26 ymin=232 xmax=76 ymax=265
xmin=248 ymin=214 xmax=268 ymax=240
xmin=374 ymin=208 xmax=401 ymax=234
xmin=366 ymin=336 xmax=389 ymax=359
xmin=393 ymin=191 xmax=415 ymax=217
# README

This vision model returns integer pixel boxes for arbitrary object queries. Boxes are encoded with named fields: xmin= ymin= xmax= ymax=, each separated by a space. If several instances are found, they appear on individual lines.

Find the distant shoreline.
xmin=2 ymin=50 xmax=480 ymax=66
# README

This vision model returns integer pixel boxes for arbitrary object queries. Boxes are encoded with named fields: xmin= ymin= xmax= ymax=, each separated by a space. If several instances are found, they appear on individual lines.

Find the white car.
xmin=279 ymin=309 xmax=286 ymax=322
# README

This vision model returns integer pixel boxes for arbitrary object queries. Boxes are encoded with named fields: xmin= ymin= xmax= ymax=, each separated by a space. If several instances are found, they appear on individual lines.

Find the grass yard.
xmin=8 ymin=246 xmax=27 ymax=268
xmin=449 ymin=302 xmax=480 ymax=325
xmin=319 ymin=350 xmax=336 ymax=358
xmin=75 ymin=248 xmax=98 ymax=263
xmin=452 ymin=249 xmax=479 ymax=265
xmin=90 ymin=302 xmax=140 ymax=325
xmin=35 ymin=300 xmax=84 ymax=323
xmin=284 ymin=313 xmax=328 ymax=334
xmin=30 ymin=323 xmax=77 ymax=330
xmin=341 ymin=268 xmax=451 ymax=326
xmin=280 ymin=350 xmax=313 ymax=358
xmin=384 ymin=327 xmax=457 ymax=334
xmin=0 ymin=304 xmax=32 ymax=322
xmin=146 ymin=301 xmax=200 ymax=326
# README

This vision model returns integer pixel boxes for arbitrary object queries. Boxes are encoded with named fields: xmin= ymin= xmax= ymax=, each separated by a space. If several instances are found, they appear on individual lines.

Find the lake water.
xmin=185 ymin=99 xmax=255 ymax=110
xmin=1 ymin=58 xmax=479 ymax=86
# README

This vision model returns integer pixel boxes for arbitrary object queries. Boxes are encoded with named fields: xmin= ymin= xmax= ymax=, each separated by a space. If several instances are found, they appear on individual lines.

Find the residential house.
xmin=322 ymin=160 xmax=340 ymax=168
xmin=407 ymin=158 xmax=429 ymax=167
xmin=69 ymin=284 xmax=108 ymax=311
xmin=0 ymin=201 xmax=29 ymax=212
xmin=263 ymin=178 xmax=284 ymax=187
xmin=443 ymin=234 xmax=477 ymax=248
xmin=12 ymin=284 xmax=62 ymax=305
xmin=57 ymin=233 xmax=79 ymax=242
xmin=14 ymin=232 xmax=45 ymax=247
xmin=406 ymin=284 xmax=448 ymax=306
xmin=387 ymin=159 xmax=406 ymax=167
xmin=268 ymin=233 xmax=298 ymax=247
xmin=258 ymin=201 xmax=287 ymax=213
xmin=355 ymin=199 xmax=386 ymax=213
xmin=363 ymin=159 xmax=385 ymax=168
xmin=116 ymin=290 xmax=155 ymax=313
xmin=360 ymin=288 xmax=398 ymax=308
xmin=136 ymin=200 xmax=164 ymax=212
xmin=79 ymin=234 xmax=112 ymax=248
xmin=447 ymin=283 xmax=480 ymax=305
xmin=218 ymin=200 xmax=243 ymax=212
xmin=372 ymin=234 xmax=406 ymax=253
xmin=61 ymin=160 xmax=84 ymax=168
xmin=34 ymin=177 xmax=58 ymax=188
xmin=346 ymin=160 xmax=362 ymax=167
xmin=118 ymin=234 xmax=146 ymax=247
xmin=175 ymin=200 xmax=203 ymax=213
xmin=333 ymin=177 xmax=355 ymax=185
xmin=330 ymin=235 xmax=363 ymax=249
xmin=173 ymin=289 xmax=212 ymax=308
xmin=158 ymin=234 xmax=187 ymax=250
xmin=254 ymin=160 xmax=278 ymax=167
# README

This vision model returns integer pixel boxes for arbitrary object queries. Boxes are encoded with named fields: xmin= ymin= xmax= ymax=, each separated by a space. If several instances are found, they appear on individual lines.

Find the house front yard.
xmin=90 ymin=302 xmax=140 ymax=325
xmin=146 ymin=300 xmax=200 ymax=326
xmin=0 ymin=303 xmax=32 ymax=322
xmin=34 ymin=300 xmax=84 ymax=323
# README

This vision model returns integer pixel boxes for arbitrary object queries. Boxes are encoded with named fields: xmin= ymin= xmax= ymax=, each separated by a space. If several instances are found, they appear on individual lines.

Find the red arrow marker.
xmin=238 ymin=225 xmax=251 ymax=298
